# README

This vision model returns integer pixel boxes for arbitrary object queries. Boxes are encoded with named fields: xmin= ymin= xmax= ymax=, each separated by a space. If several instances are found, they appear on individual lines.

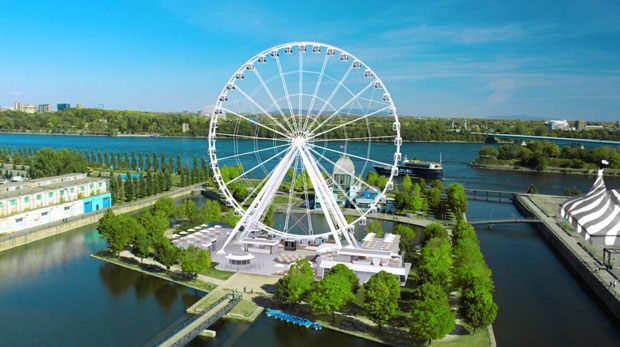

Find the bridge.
xmin=473 ymin=132 xmax=620 ymax=147
xmin=144 ymin=294 xmax=242 ymax=347
xmin=468 ymin=218 xmax=541 ymax=226
xmin=464 ymin=189 xmax=518 ymax=203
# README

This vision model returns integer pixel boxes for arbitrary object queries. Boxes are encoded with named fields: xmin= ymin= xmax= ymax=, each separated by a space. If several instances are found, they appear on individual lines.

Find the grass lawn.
xmin=200 ymin=263 xmax=234 ymax=280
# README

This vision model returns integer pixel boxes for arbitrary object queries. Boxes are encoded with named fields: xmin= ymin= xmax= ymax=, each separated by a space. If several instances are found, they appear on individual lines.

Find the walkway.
xmin=516 ymin=194 xmax=620 ymax=314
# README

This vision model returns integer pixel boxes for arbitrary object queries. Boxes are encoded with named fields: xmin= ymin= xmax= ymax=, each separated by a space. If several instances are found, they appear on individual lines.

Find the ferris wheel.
xmin=208 ymin=41 xmax=401 ymax=252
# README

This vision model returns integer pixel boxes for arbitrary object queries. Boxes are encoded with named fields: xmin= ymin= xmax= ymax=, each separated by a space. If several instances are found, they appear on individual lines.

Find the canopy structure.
xmin=560 ymin=169 xmax=620 ymax=246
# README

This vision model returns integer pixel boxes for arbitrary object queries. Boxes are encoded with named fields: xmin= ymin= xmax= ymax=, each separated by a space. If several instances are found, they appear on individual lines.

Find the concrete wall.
xmin=514 ymin=195 xmax=620 ymax=321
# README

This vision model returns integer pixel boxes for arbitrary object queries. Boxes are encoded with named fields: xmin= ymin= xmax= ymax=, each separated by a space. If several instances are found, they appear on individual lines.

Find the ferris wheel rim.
xmin=208 ymin=41 xmax=402 ymax=241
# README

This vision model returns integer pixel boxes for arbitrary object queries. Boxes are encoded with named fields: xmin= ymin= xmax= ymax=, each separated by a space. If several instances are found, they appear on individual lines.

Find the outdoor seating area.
xmin=274 ymin=253 xmax=304 ymax=264
xmin=170 ymin=224 xmax=229 ymax=252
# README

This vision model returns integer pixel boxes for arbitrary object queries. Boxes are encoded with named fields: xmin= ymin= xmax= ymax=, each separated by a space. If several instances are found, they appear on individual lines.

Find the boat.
xmin=373 ymin=154 xmax=443 ymax=179
xmin=265 ymin=308 xmax=322 ymax=330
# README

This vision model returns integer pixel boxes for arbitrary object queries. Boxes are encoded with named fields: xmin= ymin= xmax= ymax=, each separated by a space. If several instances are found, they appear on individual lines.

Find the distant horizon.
xmin=2 ymin=1 xmax=619 ymax=121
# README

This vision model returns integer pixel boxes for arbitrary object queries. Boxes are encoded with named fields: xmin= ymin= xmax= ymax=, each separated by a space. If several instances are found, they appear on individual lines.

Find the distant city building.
xmin=13 ymin=101 xmax=37 ymax=114
xmin=76 ymin=103 xmax=83 ymax=109
xmin=38 ymin=104 xmax=51 ymax=113
xmin=57 ymin=103 xmax=71 ymax=111
xmin=545 ymin=119 xmax=571 ymax=130
xmin=182 ymin=122 xmax=190 ymax=133
xmin=575 ymin=120 xmax=586 ymax=130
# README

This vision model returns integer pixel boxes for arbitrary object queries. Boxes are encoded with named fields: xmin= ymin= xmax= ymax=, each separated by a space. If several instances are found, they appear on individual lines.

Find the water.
xmin=1 ymin=134 xmax=620 ymax=346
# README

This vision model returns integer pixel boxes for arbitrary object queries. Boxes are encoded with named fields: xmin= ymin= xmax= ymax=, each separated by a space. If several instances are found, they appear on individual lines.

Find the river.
xmin=1 ymin=134 xmax=619 ymax=346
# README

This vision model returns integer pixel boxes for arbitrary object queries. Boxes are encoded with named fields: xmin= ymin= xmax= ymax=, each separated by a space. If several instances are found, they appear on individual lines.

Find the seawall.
xmin=514 ymin=194 xmax=620 ymax=321
xmin=0 ymin=184 xmax=204 ymax=253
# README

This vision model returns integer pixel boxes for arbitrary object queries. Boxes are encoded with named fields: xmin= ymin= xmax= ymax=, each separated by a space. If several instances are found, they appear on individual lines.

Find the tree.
xmin=132 ymin=226 xmax=150 ymax=263
xmin=202 ymin=200 xmax=222 ymax=226
xmin=409 ymin=283 xmax=455 ymax=345
xmin=421 ymin=223 xmax=448 ymax=245
xmin=478 ymin=146 xmax=499 ymax=158
xmin=222 ymin=209 xmax=240 ymax=227
xmin=460 ymin=289 xmax=498 ymax=333
xmin=366 ymin=219 xmax=384 ymax=237
xmin=401 ymin=174 xmax=413 ymax=193
xmin=363 ymin=271 xmax=400 ymax=330
xmin=152 ymin=196 xmax=176 ymax=218
xmin=308 ymin=272 xmax=355 ymax=321
xmin=28 ymin=148 xmax=88 ymax=178
xmin=275 ymin=258 xmax=314 ymax=305
xmin=98 ymin=210 xmax=132 ymax=257
xmin=263 ymin=205 xmax=275 ymax=228
xmin=327 ymin=264 xmax=360 ymax=294
xmin=446 ymin=183 xmax=467 ymax=219
xmin=139 ymin=210 xmax=169 ymax=244
xmin=425 ymin=187 xmax=442 ymax=209
xmin=153 ymin=238 xmax=179 ymax=270
xmin=366 ymin=170 xmax=378 ymax=186
xmin=180 ymin=246 xmax=211 ymax=275
xmin=416 ymin=237 xmax=453 ymax=291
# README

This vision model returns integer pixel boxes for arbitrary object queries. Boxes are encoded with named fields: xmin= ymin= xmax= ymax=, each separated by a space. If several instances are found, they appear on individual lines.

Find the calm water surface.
xmin=1 ymin=134 xmax=620 ymax=346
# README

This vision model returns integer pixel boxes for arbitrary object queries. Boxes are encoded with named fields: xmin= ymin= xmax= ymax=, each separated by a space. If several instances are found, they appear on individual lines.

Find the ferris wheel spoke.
xmin=216 ymin=133 xmax=289 ymax=142
xmin=310 ymin=143 xmax=394 ymax=167
xmin=310 ymin=105 xmax=389 ymax=139
xmin=313 ymin=135 xmax=395 ymax=142
xmin=227 ymin=146 xmax=291 ymax=185
xmin=305 ymin=52 xmax=330 ymax=123
xmin=224 ymin=108 xmax=292 ymax=139
xmin=250 ymin=67 xmax=298 ymax=134
xmin=308 ymin=80 xmax=378 ymax=136
xmin=273 ymin=56 xmax=296 ymax=131
xmin=217 ymin=142 xmax=290 ymax=162
xmin=231 ymin=85 xmax=295 ymax=135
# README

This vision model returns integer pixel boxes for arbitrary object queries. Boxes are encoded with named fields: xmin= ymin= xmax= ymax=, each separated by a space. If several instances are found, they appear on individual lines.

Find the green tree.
xmin=263 ymin=205 xmax=275 ymax=227
xmin=460 ymin=289 xmax=498 ymax=333
xmin=28 ymin=148 xmax=88 ymax=178
xmin=98 ymin=210 xmax=132 ymax=257
xmin=421 ymin=223 xmax=449 ymax=245
xmin=132 ymin=226 xmax=150 ymax=263
xmin=202 ymin=199 xmax=223 ymax=226
xmin=180 ymin=246 xmax=211 ymax=275
xmin=152 ymin=196 xmax=176 ymax=219
xmin=401 ymin=174 xmax=413 ymax=193
xmin=417 ymin=237 xmax=453 ymax=290
xmin=308 ymin=272 xmax=355 ymax=321
xmin=366 ymin=219 xmax=384 ymax=237
xmin=327 ymin=264 xmax=360 ymax=294
xmin=139 ymin=210 xmax=170 ymax=244
xmin=153 ymin=238 xmax=179 ymax=270
xmin=275 ymin=258 xmax=314 ymax=305
xmin=409 ymin=283 xmax=455 ymax=345
xmin=446 ymin=183 xmax=467 ymax=219
xmin=363 ymin=271 xmax=400 ymax=330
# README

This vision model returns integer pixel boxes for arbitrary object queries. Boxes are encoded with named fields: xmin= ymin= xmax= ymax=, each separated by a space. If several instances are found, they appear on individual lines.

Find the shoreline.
xmin=468 ymin=162 xmax=620 ymax=177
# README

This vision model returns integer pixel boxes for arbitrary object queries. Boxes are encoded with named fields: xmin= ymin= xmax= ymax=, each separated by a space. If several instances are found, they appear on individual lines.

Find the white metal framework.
xmin=209 ymin=41 xmax=401 ymax=253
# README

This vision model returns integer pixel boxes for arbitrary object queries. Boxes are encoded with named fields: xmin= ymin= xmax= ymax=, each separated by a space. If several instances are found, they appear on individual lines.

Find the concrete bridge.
xmin=464 ymin=188 xmax=518 ymax=203
xmin=468 ymin=218 xmax=542 ymax=226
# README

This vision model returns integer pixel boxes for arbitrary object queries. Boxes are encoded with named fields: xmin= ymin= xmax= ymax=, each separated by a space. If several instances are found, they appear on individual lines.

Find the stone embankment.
xmin=514 ymin=194 xmax=620 ymax=321
xmin=0 ymin=183 xmax=205 ymax=253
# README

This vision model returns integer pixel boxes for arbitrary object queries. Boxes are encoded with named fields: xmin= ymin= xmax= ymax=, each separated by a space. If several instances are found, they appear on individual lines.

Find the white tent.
xmin=560 ymin=169 xmax=620 ymax=246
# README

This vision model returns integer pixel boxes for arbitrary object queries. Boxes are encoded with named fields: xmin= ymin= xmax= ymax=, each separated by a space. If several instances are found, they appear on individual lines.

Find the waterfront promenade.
xmin=515 ymin=194 xmax=620 ymax=319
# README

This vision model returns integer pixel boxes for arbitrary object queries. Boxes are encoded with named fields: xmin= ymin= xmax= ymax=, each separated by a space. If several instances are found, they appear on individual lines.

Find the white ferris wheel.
xmin=208 ymin=41 xmax=402 ymax=252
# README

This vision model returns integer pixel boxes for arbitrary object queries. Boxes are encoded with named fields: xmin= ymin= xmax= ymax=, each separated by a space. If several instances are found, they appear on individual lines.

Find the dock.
xmin=265 ymin=308 xmax=322 ymax=330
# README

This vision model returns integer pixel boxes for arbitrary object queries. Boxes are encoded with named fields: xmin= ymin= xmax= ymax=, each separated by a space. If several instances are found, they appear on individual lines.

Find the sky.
xmin=1 ymin=0 xmax=619 ymax=121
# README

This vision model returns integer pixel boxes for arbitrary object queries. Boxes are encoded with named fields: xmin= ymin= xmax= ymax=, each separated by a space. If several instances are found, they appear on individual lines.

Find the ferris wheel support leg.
xmin=298 ymin=148 xmax=357 ymax=248
xmin=217 ymin=149 xmax=298 ymax=254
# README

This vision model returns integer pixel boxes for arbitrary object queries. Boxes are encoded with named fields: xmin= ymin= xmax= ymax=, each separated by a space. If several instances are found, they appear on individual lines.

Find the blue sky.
xmin=1 ymin=0 xmax=619 ymax=121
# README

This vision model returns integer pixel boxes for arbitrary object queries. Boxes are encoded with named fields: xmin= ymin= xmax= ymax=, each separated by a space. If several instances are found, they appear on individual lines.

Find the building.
xmin=545 ymin=119 xmax=571 ymax=130
xmin=13 ymin=101 xmax=37 ymax=114
xmin=38 ymin=104 xmax=51 ymax=113
xmin=314 ymin=155 xmax=362 ymax=209
xmin=316 ymin=233 xmax=412 ymax=285
xmin=57 ymin=103 xmax=71 ymax=111
xmin=0 ymin=173 xmax=110 ymax=234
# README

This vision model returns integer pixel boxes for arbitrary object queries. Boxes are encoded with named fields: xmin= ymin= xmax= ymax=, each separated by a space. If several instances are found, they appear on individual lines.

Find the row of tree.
xmin=4 ymin=108 xmax=620 ymax=141
xmin=275 ymin=260 xmax=401 ymax=330
xmin=97 ymin=197 xmax=230 ymax=274
xmin=409 ymin=220 xmax=497 ymax=343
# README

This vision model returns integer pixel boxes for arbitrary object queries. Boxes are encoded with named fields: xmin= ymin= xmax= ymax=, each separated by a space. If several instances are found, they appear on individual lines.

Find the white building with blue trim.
xmin=0 ymin=173 xmax=110 ymax=234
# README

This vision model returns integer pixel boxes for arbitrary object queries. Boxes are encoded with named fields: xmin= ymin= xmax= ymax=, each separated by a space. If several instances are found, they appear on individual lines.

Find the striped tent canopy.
xmin=560 ymin=169 xmax=620 ymax=246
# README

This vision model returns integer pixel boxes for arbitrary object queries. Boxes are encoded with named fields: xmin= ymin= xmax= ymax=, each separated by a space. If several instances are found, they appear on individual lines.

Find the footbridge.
xmin=464 ymin=189 xmax=519 ymax=203
xmin=144 ymin=294 xmax=242 ymax=347
xmin=468 ymin=218 xmax=541 ymax=226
